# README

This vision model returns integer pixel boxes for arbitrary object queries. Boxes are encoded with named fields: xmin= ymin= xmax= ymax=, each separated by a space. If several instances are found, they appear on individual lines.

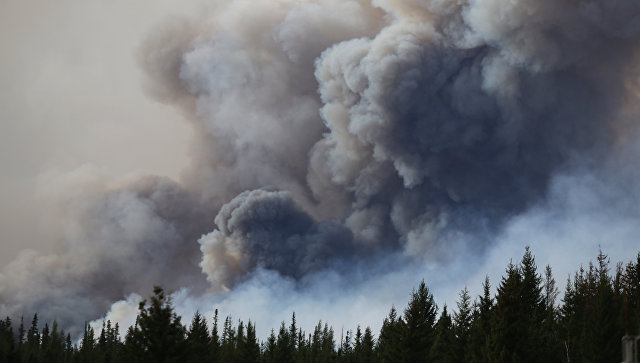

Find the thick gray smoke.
xmin=0 ymin=170 xmax=213 ymax=333
xmin=2 ymin=0 xmax=640 ymax=335
xmin=199 ymin=189 xmax=354 ymax=289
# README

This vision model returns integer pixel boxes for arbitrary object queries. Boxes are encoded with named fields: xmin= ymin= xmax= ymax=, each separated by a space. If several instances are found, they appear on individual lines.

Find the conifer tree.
xmin=17 ymin=316 xmax=25 ymax=355
xmin=353 ymin=326 xmax=362 ymax=361
xmin=540 ymin=265 xmax=562 ymax=361
xmin=583 ymin=250 xmax=620 ymax=362
xmin=429 ymin=305 xmax=456 ymax=362
xmin=0 ymin=316 xmax=16 ymax=362
xmin=297 ymin=327 xmax=308 ymax=363
xmin=401 ymin=280 xmax=437 ymax=363
xmin=338 ymin=328 xmax=353 ymax=361
xmin=358 ymin=327 xmax=375 ymax=363
xmin=489 ymin=261 xmax=524 ymax=362
xmin=275 ymin=321 xmax=294 ymax=362
xmin=453 ymin=286 xmax=472 ymax=361
xmin=79 ymin=322 xmax=96 ymax=363
xmin=220 ymin=316 xmax=236 ymax=361
xmin=65 ymin=333 xmax=74 ymax=362
xmin=240 ymin=320 xmax=260 ymax=363
xmin=121 ymin=320 xmax=143 ymax=363
xmin=519 ymin=247 xmax=548 ymax=360
xmin=186 ymin=311 xmax=210 ymax=363
xmin=43 ymin=320 xmax=66 ymax=363
xmin=210 ymin=309 xmax=221 ymax=362
xmin=135 ymin=286 xmax=187 ymax=363
xmin=264 ymin=328 xmax=277 ymax=363
xmin=26 ymin=313 xmax=40 ymax=362
xmin=376 ymin=306 xmax=403 ymax=363
xmin=624 ymin=253 xmax=640 ymax=334
xmin=468 ymin=276 xmax=493 ymax=362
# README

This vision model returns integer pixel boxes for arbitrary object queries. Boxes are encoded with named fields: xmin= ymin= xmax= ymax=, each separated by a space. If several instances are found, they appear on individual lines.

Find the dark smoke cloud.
xmin=200 ymin=189 xmax=354 ymax=289
xmin=2 ymin=0 xmax=640 ymax=335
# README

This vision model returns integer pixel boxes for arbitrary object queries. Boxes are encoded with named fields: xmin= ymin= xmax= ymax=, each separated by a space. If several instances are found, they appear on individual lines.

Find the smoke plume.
xmin=2 ymin=0 xmax=640 ymax=336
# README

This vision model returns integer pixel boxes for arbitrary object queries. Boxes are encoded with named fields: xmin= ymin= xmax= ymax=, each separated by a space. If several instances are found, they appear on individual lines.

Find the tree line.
xmin=0 ymin=247 xmax=638 ymax=362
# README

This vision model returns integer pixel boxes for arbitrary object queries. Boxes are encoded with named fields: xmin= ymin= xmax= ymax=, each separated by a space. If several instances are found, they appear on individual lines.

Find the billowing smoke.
xmin=2 ymin=0 xmax=640 ymax=336
xmin=199 ymin=189 xmax=354 ymax=289
xmin=0 ymin=168 xmax=213 ymax=333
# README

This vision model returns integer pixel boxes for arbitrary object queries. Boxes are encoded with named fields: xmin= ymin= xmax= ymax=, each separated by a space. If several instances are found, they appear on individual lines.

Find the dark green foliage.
xmin=307 ymin=321 xmax=335 ymax=363
xmin=453 ymin=287 xmax=472 ymax=362
xmin=43 ymin=321 xmax=68 ymax=363
xmin=132 ymin=286 xmax=187 ymax=363
xmin=429 ymin=305 xmax=456 ymax=362
xmin=274 ymin=320 xmax=294 ymax=362
xmin=560 ymin=249 xmax=627 ymax=362
xmin=263 ymin=329 xmax=277 ymax=363
xmin=210 ymin=309 xmax=221 ymax=362
xmin=376 ymin=307 xmax=402 ymax=362
xmin=356 ymin=326 xmax=375 ymax=363
xmin=468 ymin=276 xmax=493 ymax=363
xmin=239 ymin=320 xmax=260 ymax=363
xmin=624 ymin=253 xmax=640 ymax=335
xmin=0 ymin=316 xmax=16 ymax=362
xmin=78 ymin=322 xmax=96 ymax=363
xmin=186 ymin=311 xmax=209 ymax=363
xmin=4 ymin=247 xmax=638 ymax=363
xmin=401 ymin=280 xmax=437 ymax=363
xmin=219 ymin=316 xmax=236 ymax=362
xmin=489 ymin=248 xmax=556 ymax=362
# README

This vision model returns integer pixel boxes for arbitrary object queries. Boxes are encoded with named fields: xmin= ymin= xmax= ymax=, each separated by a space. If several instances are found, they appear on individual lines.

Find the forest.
xmin=0 ymin=247 xmax=638 ymax=363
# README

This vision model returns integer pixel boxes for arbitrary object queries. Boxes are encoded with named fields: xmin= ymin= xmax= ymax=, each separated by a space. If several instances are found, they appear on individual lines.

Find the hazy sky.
xmin=0 ymin=0 xmax=200 ymax=264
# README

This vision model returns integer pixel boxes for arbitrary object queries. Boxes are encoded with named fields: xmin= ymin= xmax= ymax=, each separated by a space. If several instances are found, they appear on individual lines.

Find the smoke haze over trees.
xmin=1 ymin=0 xmax=640 ymax=340
xmin=0 ymin=249 xmax=638 ymax=362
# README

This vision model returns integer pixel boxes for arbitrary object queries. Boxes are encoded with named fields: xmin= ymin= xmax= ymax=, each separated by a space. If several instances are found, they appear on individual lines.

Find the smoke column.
xmin=2 ymin=0 xmax=640 ymax=336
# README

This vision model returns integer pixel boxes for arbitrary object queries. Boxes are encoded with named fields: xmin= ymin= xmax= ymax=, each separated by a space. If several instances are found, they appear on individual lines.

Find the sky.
xmin=0 ymin=0 xmax=197 ymax=263
xmin=2 ymin=0 xmax=640 ymax=340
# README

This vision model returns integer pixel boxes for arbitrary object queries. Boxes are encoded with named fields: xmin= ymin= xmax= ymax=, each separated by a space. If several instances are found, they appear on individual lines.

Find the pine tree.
xmin=319 ymin=322 xmax=336 ymax=362
xmin=468 ymin=276 xmax=493 ymax=362
xmin=488 ymin=261 xmax=524 ymax=362
xmin=453 ymin=287 xmax=472 ymax=362
xmin=376 ymin=306 xmax=403 ymax=362
xmin=289 ymin=313 xmax=297 ymax=353
xmin=186 ymin=311 xmax=210 ymax=363
xmin=582 ymin=250 xmax=620 ymax=362
xmin=26 ymin=313 xmax=40 ymax=362
xmin=540 ymin=265 xmax=562 ymax=361
xmin=0 ymin=316 xmax=16 ymax=363
xmin=210 ymin=309 xmax=220 ymax=362
xmin=358 ymin=327 xmax=375 ymax=363
xmin=43 ymin=320 xmax=66 ymax=363
xmin=519 ymin=247 xmax=547 ymax=361
xmin=240 ymin=321 xmax=260 ymax=363
xmin=401 ymin=280 xmax=437 ymax=363
xmin=338 ymin=328 xmax=353 ymax=361
xmin=121 ymin=319 xmax=143 ymax=363
xmin=624 ymin=252 xmax=640 ymax=335
xmin=220 ymin=316 xmax=236 ymax=362
xmin=296 ymin=327 xmax=308 ymax=363
xmin=429 ymin=305 xmax=456 ymax=362
xmin=17 ymin=316 xmax=26 ymax=362
xmin=275 ymin=321 xmax=294 ymax=362
xmin=65 ymin=333 xmax=74 ymax=362
xmin=264 ymin=329 xmax=277 ymax=363
xmin=353 ymin=326 xmax=363 ymax=362
xmin=79 ymin=322 xmax=96 ymax=363
xmin=135 ymin=286 xmax=187 ymax=363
